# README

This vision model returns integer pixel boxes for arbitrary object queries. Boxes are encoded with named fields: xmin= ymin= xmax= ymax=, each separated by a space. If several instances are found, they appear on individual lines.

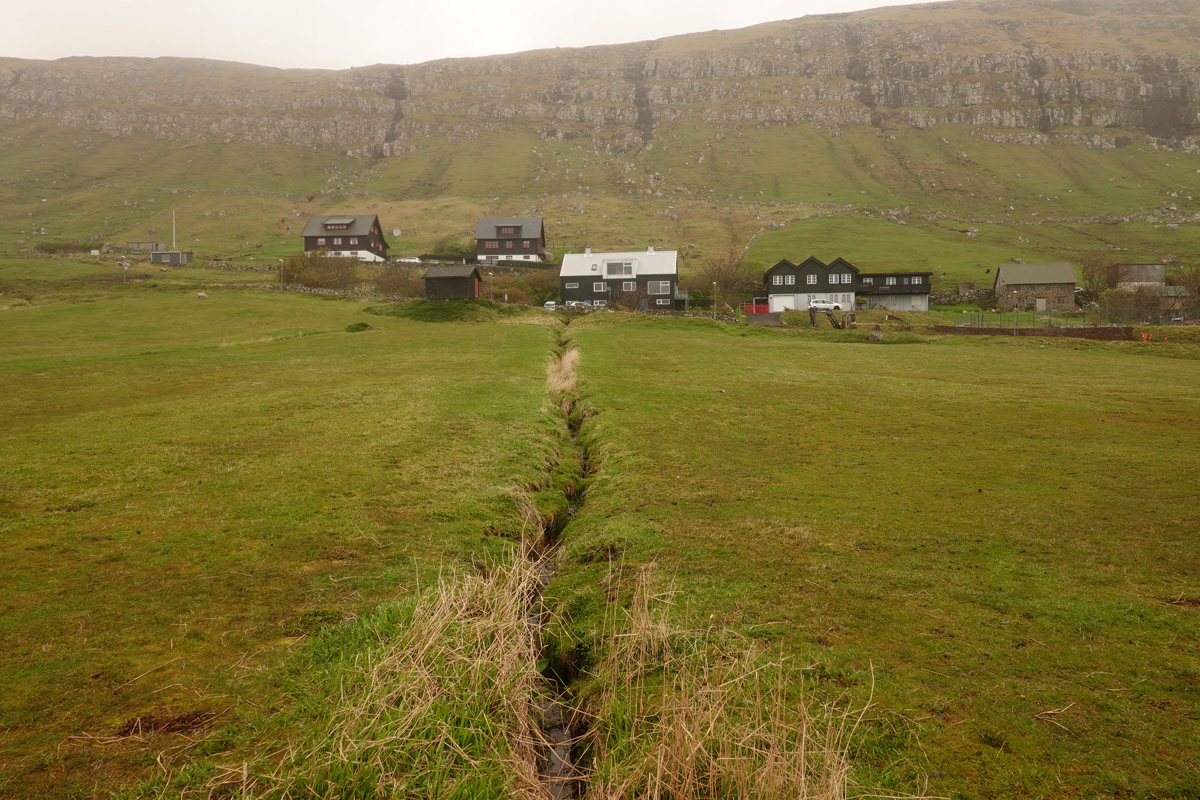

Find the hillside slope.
xmin=1 ymin=0 xmax=1198 ymax=279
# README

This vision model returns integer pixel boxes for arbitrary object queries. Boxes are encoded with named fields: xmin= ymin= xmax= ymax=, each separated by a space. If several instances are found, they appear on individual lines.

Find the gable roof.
xmin=475 ymin=217 xmax=544 ymax=239
xmin=765 ymin=256 xmax=859 ymax=278
xmin=995 ymin=262 xmax=1077 ymax=285
xmin=559 ymin=249 xmax=678 ymax=278
xmin=423 ymin=265 xmax=480 ymax=280
xmin=301 ymin=214 xmax=383 ymax=238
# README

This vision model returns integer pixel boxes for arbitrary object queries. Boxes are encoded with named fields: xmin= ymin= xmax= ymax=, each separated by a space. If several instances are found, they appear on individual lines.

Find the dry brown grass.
xmin=546 ymin=346 xmax=581 ymax=409
xmin=583 ymin=566 xmax=870 ymax=800
xmin=261 ymin=557 xmax=552 ymax=799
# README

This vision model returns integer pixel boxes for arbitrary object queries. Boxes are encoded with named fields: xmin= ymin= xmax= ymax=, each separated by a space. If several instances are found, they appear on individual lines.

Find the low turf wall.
xmin=934 ymin=325 xmax=1135 ymax=341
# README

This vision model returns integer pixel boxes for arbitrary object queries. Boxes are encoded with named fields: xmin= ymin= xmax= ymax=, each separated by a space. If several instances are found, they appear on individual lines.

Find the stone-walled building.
xmin=993 ymin=263 xmax=1078 ymax=310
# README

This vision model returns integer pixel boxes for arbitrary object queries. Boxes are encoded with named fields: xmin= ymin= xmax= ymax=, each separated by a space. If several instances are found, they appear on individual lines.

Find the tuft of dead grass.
xmin=261 ymin=557 xmax=551 ymax=799
xmin=583 ymin=565 xmax=871 ymax=800
xmin=547 ymin=347 xmax=581 ymax=410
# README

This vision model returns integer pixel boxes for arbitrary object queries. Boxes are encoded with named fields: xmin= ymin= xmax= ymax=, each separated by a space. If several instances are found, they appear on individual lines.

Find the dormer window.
xmin=606 ymin=261 xmax=633 ymax=276
xmin=862 ymin=277 xmax=873 ymax=285
xmin=498 ymin=226 xmax=518 ymax=235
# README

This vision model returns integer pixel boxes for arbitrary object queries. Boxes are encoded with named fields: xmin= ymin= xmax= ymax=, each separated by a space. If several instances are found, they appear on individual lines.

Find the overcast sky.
xmin=3 ymin=0 xmax=924 ymax=71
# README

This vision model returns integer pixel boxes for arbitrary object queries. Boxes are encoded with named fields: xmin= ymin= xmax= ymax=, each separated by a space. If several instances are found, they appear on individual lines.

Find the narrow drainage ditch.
xmin=528 ymin=321 xmax=594 ymax=799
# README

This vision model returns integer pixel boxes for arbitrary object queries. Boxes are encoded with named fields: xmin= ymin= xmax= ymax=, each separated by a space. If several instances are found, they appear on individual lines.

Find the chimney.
xmin=648 ymin=245 xmax=655 ymax=254
xmin=585 ymin=247 xmax=591 ymax=255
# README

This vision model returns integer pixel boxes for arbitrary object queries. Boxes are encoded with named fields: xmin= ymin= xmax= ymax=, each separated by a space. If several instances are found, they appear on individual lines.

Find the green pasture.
xmin=0 ymin=272 xmax=557 ymax=796
xmin=552 ymin=313 xmax=1200 ymax=799
xmin=2 ymin=260 xmax=1199 ymax=798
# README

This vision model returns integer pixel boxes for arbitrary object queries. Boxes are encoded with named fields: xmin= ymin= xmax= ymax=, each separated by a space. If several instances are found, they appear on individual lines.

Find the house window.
xmin=862 ymin=277 xmax=873 ymax=285
xmin=886 ymin=277 xmax=897 ymax=286
xmin=484 ymin=241 xmax=499 ymax=249
xmin=648 ymin=281 xmax=671 ymax=295
xmin=593 ymin=282 xmax=605 ymax=292
xmin=565 ymin=282 xmax=579 ymax=289
xmin=912 ymin=276 xmax=922 ymax=285
xmin=349 ymin=237 xmax=359 ymax=245
xmin=772 ymin=275 xmax=783 ymax=286
xmin=622 ymin=281 xmax=636 ymax=291
xmin=594 ymin=299 xmax=607 ymax=307
xmin=505 ymin=240 xmax=513 ymax=249
xmin=316 ymin=237 xmax=326 ymax=246
xmin=840 ymin=273 xmax=852 ymax=283
xmin=656 ymin=298 xmax=670 ymax=306
xmin=498 ymin=226 xmax=516 ymax=235
xmin=902 ymin=277 xmax=910 ymax=285
xmin=333 ymin=238 xmax=343 ymax=245
xmin=830 ymin=274 xmax=840 ymax=285
xmin=785 ymin=274 xmax=795 ymax=285
xmin=806 ymin=274 xmax=817 ymax=285
xmin=606 ymin=261 xmax=633 ymax=276
xmin=522 ymin=240 xmax=531 ymax=248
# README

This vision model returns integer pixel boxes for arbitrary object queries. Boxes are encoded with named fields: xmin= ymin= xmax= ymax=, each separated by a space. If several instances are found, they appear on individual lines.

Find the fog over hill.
xmin=2 ymin=0 xmax=1197 ymax=157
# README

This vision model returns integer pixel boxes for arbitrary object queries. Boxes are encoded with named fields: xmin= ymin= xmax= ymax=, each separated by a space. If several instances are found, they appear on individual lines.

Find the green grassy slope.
xmin=552 ymin=314 xmax=1200 ymax=798
xmin=4 ymin=117 xmax=1197 ymax=285
xmin=0 ymin=270 xmax=558 ymax=796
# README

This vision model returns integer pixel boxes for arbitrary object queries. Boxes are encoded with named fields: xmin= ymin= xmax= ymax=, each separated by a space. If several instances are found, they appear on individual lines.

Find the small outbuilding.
xmin=150 ymin=251 xmax=193 ymax=265
xmin=423 ymin=264 xmax=482 ymax=300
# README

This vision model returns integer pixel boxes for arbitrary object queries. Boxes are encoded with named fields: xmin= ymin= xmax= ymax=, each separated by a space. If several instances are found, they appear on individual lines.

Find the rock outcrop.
xmin=1 ymin=0 xmax=1197 ymax=156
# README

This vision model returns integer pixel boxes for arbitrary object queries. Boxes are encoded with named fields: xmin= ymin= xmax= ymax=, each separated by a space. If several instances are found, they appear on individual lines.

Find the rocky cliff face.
xmin=2 ymin=0 xmax=1198 ymax=157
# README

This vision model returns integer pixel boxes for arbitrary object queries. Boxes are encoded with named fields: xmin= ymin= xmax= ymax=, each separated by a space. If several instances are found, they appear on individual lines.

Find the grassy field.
xmin=2 ymin=261 xmax=1199 ymax=798
xmin=551 ymin=313 xmax=1200 ymax=798
xmin=0 ymin=263 xmax=560 ymax=796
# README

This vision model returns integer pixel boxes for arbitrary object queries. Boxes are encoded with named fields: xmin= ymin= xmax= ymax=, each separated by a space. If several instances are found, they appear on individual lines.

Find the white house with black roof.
xmin=560 ymin=247 xmax=678 ymax=310
xmin=301 ymin=214 xmax=389 ymax=262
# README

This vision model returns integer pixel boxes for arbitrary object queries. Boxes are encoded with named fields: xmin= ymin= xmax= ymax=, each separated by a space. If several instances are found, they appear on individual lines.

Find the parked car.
xmin=543 ymin=301 xmax=557 ymax=310
xmin=808 ymin=298 xmax=842 ymax=311
xmin=564 ymin=300 xmax=591 ymax=310
xmin=399 ymin=256 xmax=421 ymax=263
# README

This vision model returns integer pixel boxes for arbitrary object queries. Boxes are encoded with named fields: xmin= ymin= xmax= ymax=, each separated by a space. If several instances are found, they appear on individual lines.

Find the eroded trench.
xmin=527 ymin=322 xmax=594 ymax=799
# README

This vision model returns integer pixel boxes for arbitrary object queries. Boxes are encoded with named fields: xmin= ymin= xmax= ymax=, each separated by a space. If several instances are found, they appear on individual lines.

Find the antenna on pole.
xmin=172 ymin=208 xmax=177 ymax=251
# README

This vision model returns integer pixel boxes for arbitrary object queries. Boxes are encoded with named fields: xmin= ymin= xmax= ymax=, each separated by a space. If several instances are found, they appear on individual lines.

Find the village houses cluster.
xmin=290 ymin=211 xmax=1188 ymax=316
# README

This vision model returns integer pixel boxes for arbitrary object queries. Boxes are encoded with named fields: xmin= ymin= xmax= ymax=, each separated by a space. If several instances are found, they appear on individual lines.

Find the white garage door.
xmin=769 ymin=294 xmax=800 ymax=312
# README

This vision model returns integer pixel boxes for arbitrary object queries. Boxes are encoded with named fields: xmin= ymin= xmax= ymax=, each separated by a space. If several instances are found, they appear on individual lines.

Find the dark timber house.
xmin=423 ymin=265 xmax=482 ymax=300
xmin=559 ymin=247 xmax=678 ymax=310
xmin=764 ymin=256 xmax=932 ymax=311
xmin=302 ymin=214 xmax=390 ymax=262
xmin=764 ymin=257 xmax=859 ymax=312
xmin=475 ymin=217 xmax=548 ymax=264
xmin=858 ymin=270 xmax=933 ymax=310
